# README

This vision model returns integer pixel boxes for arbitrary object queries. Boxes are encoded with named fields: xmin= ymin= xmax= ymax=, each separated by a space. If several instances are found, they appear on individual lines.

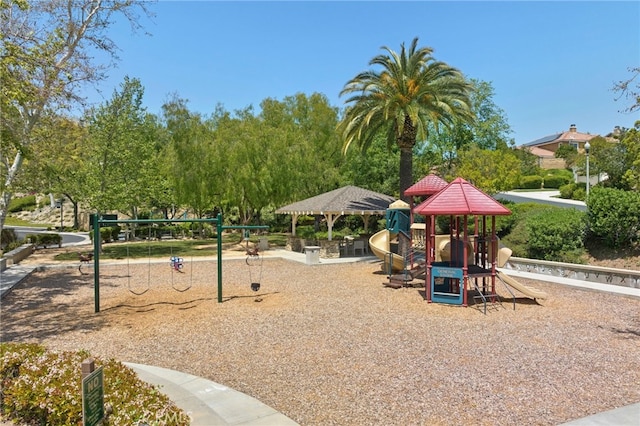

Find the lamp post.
xmin=584 ymin=141 xmax=591 ymax=198
xmin=55 ymin=197 xmax=64 ymax=231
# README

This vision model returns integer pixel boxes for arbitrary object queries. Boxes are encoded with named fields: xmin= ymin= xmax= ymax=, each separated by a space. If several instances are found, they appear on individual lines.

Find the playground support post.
xmin=93 ymin=215 xmax=100 ymax=313
xmin=217 ymin=213 xmax=222 ymax=303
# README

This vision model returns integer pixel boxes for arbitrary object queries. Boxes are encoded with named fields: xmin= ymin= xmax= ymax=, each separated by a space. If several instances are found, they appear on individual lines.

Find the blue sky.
xmin=84 ymin=1 xmax=640 ymax=145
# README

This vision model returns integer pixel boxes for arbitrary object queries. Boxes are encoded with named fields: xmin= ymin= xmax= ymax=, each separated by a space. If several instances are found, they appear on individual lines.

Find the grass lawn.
xmin=4 ymin=217 xmax=51 ymax=227
xmin=54 ymin=233 xmax=290 ymax=261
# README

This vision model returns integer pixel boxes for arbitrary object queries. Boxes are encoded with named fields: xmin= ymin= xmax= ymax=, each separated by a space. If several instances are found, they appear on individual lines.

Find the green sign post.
xmin=82 ymin=362 xmax=104 ymax=426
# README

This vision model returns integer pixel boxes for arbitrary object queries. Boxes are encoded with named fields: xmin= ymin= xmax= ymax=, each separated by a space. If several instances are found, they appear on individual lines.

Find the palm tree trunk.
xmin=399 ymin=115 xmax=417 ymax=202
xmin=399 ymin=147 xmax=413 ymax=202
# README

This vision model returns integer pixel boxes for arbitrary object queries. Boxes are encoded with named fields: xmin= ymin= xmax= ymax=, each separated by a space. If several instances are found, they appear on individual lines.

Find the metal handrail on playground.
xmin=91 ymin=213 xmax=267 ymax=313
xmin=472 ymin=276 xmax=515 ymax=315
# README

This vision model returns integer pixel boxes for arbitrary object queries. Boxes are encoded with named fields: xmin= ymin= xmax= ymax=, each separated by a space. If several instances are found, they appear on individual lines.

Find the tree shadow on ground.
xmin=0 ymin=270 xmax=107 ymax=342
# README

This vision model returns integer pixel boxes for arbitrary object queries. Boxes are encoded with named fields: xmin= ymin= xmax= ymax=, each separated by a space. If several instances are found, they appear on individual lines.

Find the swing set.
xmin=90 ymin=213 xmax=268 ymax=313
xmin=122 ymin=225 xmax=194 ymax=295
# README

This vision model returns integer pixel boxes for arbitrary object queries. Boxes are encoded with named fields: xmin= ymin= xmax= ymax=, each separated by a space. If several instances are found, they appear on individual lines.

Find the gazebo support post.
xmin=291 ymin=214 xmax=299 ymax=236
xmin=324 ymin=213 xmax=342 ymax=241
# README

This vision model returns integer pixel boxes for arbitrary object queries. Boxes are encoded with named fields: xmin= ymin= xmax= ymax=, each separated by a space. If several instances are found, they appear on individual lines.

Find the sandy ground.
xmin=1 ymin=250 xmax=639 ymax=425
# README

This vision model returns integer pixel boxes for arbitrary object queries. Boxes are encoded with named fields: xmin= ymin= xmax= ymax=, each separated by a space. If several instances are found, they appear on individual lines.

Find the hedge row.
xmin=25 ymin=233 xmax=62 ymax=248
xmin=517 ymin=174 xmax=572 ymax=190
xmin=7 ymin=195 xmax=36 ymax=213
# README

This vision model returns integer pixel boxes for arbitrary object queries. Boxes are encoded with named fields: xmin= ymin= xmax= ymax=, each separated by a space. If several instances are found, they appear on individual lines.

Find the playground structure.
xmin=368 ymin=175 xmax=547 ymax=309
xmin=90 ymin=213 xmax=267 ymax=313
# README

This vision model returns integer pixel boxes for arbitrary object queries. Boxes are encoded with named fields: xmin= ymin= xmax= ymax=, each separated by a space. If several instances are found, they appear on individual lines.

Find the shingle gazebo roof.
xmin=276 ymin=186 xmax=396 ymax=240
xmin=276 ymin=185 xmax=395 ymax=216
xmin=413 ymin=178 xmax=511 ymax=216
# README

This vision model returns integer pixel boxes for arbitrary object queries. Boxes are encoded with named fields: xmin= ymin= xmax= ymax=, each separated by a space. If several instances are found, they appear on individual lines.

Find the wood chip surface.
xmin=1 ymin=254 xmax=639 ymax=425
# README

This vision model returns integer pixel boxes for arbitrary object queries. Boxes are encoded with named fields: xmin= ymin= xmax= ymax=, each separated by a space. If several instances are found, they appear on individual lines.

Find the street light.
xmin=55 ymin=197 xmax=64 ymax=231
xmin=584 ymin=141 xmax=591 ymax=198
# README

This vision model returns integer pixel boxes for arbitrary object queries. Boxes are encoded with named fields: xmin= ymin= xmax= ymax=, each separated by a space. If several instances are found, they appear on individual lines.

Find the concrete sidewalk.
xmin=126 ymin=363 xmax=298 ymax=425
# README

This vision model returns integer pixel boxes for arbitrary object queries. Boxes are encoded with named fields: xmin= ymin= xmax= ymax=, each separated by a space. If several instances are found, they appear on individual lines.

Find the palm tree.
xmin=338 ymin=37 xmax=474 ymax=201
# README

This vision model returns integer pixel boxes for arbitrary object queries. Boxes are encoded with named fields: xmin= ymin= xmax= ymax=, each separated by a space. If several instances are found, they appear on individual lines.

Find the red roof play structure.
xmin=413 ymin=177 xmax=511 ymax=216
xmin=412 ymin=177 xmax=512 ymax=309
xmin=404 ymin=174 xmax=448 ymax=196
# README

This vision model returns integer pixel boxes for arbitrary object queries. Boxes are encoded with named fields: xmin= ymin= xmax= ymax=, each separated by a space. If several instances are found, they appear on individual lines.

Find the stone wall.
xmin=1 ymin=243 xmax=35 ymax=270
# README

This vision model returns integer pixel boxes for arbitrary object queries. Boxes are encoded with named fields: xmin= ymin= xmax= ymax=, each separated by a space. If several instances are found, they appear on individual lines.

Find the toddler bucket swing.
xmin=245 ymin=231 xmax=263 ymax=301
xmin=169 ymin=238 xmax=192 ymax=292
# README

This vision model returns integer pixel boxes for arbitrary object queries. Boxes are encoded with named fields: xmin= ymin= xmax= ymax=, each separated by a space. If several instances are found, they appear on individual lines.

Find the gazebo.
xmin=413 ymin=178 xmax=512 ymax=307
xmin=275 ymin=185 xmax=396 ymax=241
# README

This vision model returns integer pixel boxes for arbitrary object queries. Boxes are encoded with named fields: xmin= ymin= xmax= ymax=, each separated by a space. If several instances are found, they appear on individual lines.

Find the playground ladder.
xmin=471 ymin=277 xmax=516 ymax=314
xmin=383 ymin=247 xmax=424 ymax=288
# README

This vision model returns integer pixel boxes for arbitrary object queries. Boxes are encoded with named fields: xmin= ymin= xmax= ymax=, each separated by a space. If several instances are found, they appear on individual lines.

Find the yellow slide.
xmin=369 ymin=230 xmax=406 ymax=272
xmin=497 ymin=271 xmax=548 ymax=300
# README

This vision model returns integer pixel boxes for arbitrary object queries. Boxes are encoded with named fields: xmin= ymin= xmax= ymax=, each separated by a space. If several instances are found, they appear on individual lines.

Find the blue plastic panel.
xmin=431 ymin=266 xmax=464 ymax=305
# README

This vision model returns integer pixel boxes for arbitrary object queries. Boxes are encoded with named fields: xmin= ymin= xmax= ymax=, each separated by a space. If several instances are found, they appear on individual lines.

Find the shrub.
xmin=500 ymin=203 xmax=577 ymax=259
xmin=25 ymin=233 xmax=62 ymax=248
xmin=526 ymin=208 xmax=587 ymax=262
xmin=2 ymin=240 xmax=23 ymax=253
xmin=296 ymin=225 xmax=316 ymax=239
xmin=572 ymin=187 xmax=586 ymax=201
xmin=509 ymin=202 xmax=553 ymax=221
xmin=543 ymin=174 xmax=571 ymax=189
xmin=0 ymin=228 xmax=17 ymax=248
xmin=587 ymin=186 xmax=640 ymax=248
xmin=95 ymin=226 xmax=121 ymax=243
xmin=559 ymin=183 xmax=587 ymax=201
xmin=519 ymin=175 xmax=543 ymax=189
xmin=559 ymin=183 xmax=575 ymax=199
xmin=7 ymin=195 xmax=36 ymax=213
xmin=500 ymin=220 xmax=529 ymax=257
xmin=0 ymin=342 xmax=189 ymax=426
xmin=493 ymin=199 xmax=517 ymax=237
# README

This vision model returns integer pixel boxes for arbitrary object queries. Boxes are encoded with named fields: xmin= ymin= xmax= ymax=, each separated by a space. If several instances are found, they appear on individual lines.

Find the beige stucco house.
xmin=520 ymin=124 xmax=597 ymax=169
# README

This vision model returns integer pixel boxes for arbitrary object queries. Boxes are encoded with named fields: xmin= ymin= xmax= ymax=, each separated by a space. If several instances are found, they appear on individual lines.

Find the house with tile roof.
xmin=520 ymin=124 xmax=597 ymax=169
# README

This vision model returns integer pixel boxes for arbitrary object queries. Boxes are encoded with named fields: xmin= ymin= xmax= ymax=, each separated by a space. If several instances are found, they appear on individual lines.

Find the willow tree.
xmin=338 ymin=37 xmax=474 ymax=201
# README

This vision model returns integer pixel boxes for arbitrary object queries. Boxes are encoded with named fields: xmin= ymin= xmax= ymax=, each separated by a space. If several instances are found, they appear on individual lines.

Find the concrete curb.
xmin=126 ymin=363 xmax=299 ymax=425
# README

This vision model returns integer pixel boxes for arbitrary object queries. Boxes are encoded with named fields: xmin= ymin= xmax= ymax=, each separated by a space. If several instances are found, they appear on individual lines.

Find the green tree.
xmin=0 ymin=0 xmax=151 ymax=233
xmin=338 ymin=37 xmax=474 ymax=202
xmin=417 ymin=79 xmax=512 ymax=175
xmin=218 ymin=107 xmax=274 ymax=224
xmin=261 ymin=93 xmax=343 ymax=202
xmin=511 ymin=146 xmax=541 ymax=177
xmin=80 ymin=77 xmax=161 ymax=218
xmin=162 ymin=96 xmax=224 ymax=220
xmin=467 ymin=79 xmax=514 ymax=150
xmin=220 ymin=93 xmax=343 ymax=224
xmin=17 ymin=114 xmax=87 ymax=228
xmin=454 ymin=146 xmax=521 ymax=194
xmin=554 ymin=143 xmax=578 ymax=169
xmin=340 ymin=133 xmax=400 ymax=197
xmin=620 ymin=122 xmax=640 ymax=190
